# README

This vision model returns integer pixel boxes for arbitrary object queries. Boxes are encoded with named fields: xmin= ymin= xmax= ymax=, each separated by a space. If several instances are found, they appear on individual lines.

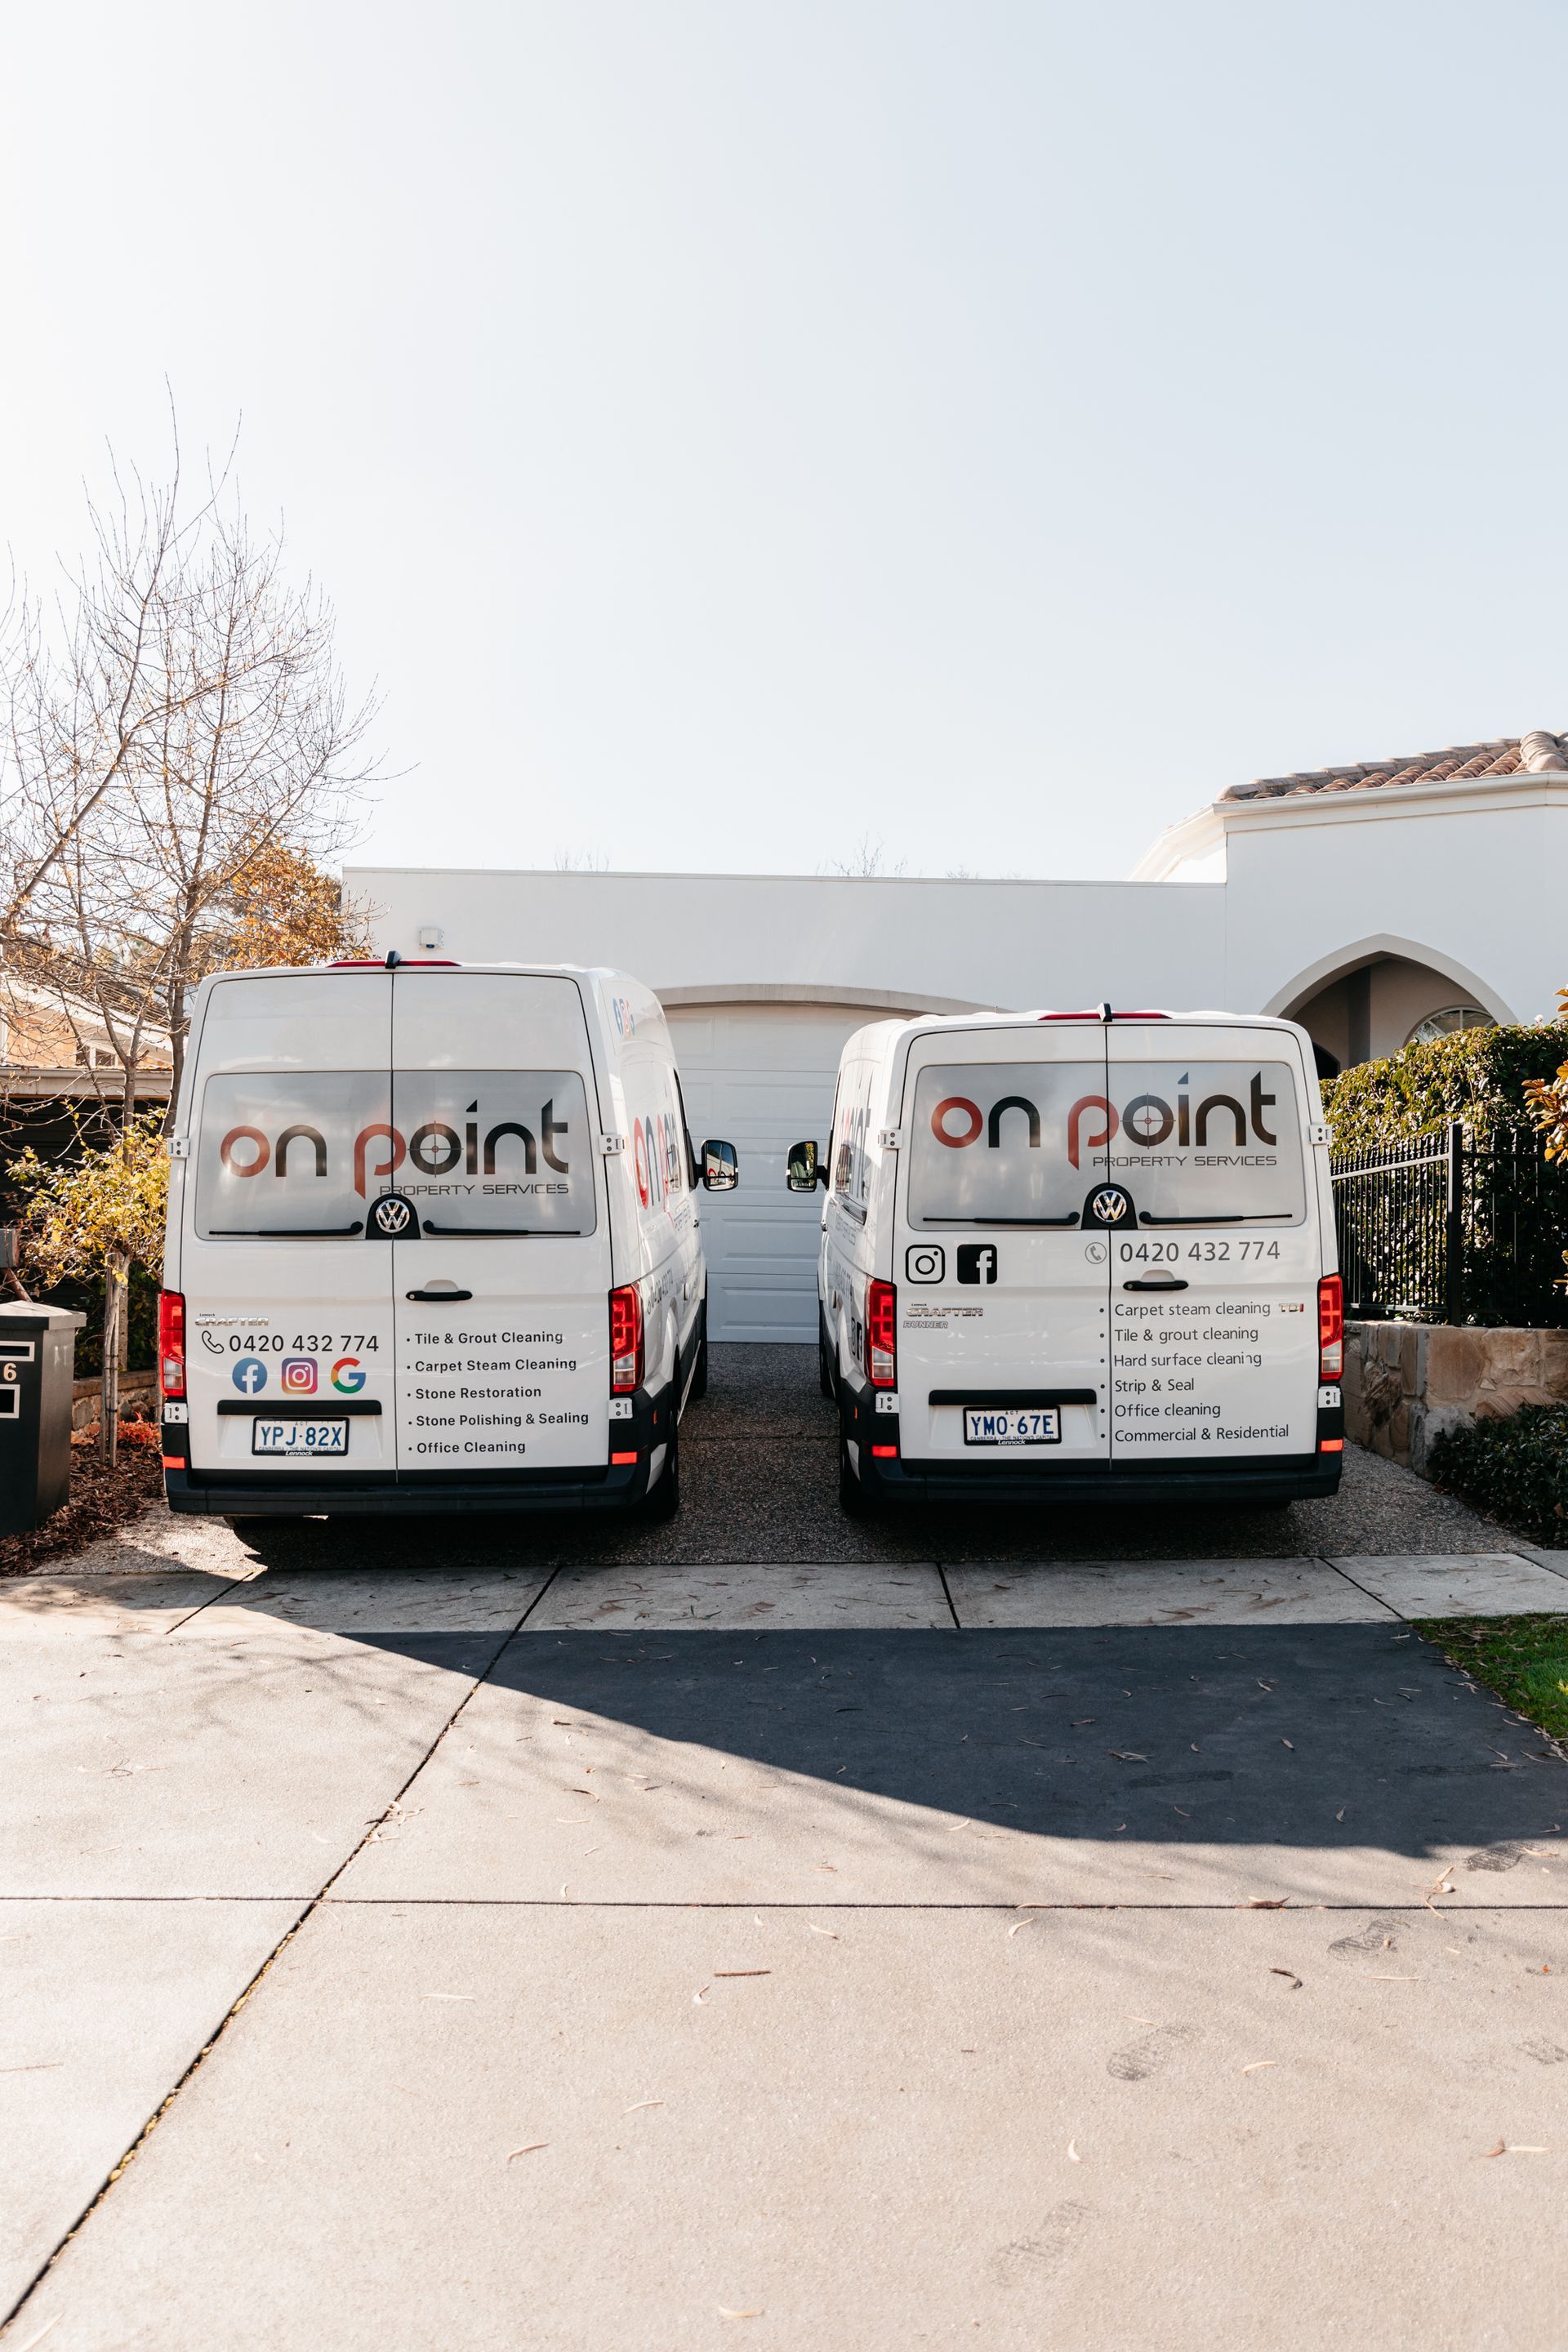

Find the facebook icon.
xmin=231 ymin=1356 xmax=269 ymax=1394
xmin=956 ymin=1245 xmax=997 ymax=1285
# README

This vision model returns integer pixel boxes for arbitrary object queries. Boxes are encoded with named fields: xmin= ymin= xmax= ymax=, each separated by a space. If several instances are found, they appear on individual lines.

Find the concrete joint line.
xmin=0 ymin=1565 xmax=563 ymax=2337
xmin=1316 ymin=1554 xmax=1403 ymax=1620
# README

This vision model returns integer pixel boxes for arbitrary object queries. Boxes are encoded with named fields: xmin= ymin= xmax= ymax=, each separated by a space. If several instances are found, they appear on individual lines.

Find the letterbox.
xmin=0 ymin=1303 xmax=87 ymax=1536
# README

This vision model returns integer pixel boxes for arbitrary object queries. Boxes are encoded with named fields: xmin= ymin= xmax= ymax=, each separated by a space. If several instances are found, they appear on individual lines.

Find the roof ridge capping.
xmin=1220 ymin=728 xmax=1568 ymax=802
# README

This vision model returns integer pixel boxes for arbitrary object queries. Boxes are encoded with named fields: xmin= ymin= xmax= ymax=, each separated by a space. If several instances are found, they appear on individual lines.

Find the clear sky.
xmin=4 ymin=1 xmax=1566 ymax=881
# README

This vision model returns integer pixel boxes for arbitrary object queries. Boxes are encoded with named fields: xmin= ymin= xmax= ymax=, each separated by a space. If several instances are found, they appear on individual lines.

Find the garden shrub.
xmin=1322 ymin=1022 xmax=1568 ymax=1152
xmin=1428 ymin=1403 xmax=1568 ymax=1548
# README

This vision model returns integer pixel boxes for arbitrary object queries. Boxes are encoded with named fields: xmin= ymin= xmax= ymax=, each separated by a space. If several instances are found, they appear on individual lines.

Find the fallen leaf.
xmin=714 ymin=1970 xmax=771 ymax=1979
xmin=1007 ymin=1917 xmax=1035 ymax=1937
xmin=1244 ymin=1899 xmax=1289 ymax=1910
xmin=506 ymin=2143 xmax=548 ymax=2160
xmin=425 ymin=1993 xmax=475 ymax=2003
xmin=1281 ymin=1739 xmax=1294 ymax=1750
xmin=1067 ymin=2138 xmax=1081 ymax=2163
xmin=1483 ymin=2140 xmax=1548 ymax=2157
xmin=943 ymin=1820 xmax=973 ymax=1835
xmin=693 ymin=1987 xmax=709 ymax=2005
xmin=808 ymin=1926 xmax=839 ymax=1939
xmin=1241 ymin=2060 xmax=1276 ymax=2074
xmin=1335 ymin=1808 xmax=1346 ymax=1822
xmin=623 ymin=2100 xmax=664 ymax=2114
xmin=1270 ymin=1968 xmax=1303 ymax=1990
xmin=1071 ymin=1718 xmax=1095 ymax=1726
xmin=718 ymin=2310 xmax=764 ymax=2322
xmin=1369 ymin=1974 xmax=1420 ymax=1982
xmin=1109 ymin=1751 xmax=1148 ymax=1762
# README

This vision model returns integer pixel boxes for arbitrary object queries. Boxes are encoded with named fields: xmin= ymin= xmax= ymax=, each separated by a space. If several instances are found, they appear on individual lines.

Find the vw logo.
xmin=1091 ymin=1187 xmax=1129 ymax=1226
xmin=370 ymin=1195 xmax=414 ymax=1237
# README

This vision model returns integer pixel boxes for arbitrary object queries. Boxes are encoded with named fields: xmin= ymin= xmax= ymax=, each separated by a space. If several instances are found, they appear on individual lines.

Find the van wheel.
xmin=688 ymin=1307 xmax=709 ymax=1401
xmin=838 ymin=1432 xmax=869 ymax=1516
xmin=645 ymin=1423 xmax=681 ymax=1521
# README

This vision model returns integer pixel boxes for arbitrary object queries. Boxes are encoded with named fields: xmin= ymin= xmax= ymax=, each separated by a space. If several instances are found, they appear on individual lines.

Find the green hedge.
xmin=1428 ymin=1404 xmax=1568 ymax=1548
xmin=1322 ymin=1024 xmax=1567 ymax=1152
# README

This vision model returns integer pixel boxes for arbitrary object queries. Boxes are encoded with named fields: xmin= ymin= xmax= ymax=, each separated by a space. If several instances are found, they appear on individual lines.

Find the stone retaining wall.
xmin=1343 ymin=1321 xmax=1568 ymax=1476
xmin=71 ymin=1374 xmax=157 ymax=1433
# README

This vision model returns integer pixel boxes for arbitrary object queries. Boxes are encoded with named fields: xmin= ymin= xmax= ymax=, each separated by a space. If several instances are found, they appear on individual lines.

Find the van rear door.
xmin=1103 ymin=1024 xmax=1319 ymax=1465
xmin=184 ymin=971 xmax=395 ymax=1480
xmin=894 ymin=1026 xmax=1112 ymax=1465
xmin=388 ymin=972 xmax=610 ymax=1480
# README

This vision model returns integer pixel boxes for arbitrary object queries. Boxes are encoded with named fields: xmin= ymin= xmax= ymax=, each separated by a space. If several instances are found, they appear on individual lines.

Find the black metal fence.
xmin=1331 ymin=1122 xmax=1568 ymax=1326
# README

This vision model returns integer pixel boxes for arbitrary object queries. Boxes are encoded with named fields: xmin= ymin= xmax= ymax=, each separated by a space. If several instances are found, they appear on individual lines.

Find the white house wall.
xmin=1222 ymin=790 xmax=1564 ymax=1027
xmin=353 ymin=867 xmax=1228 ymax=1014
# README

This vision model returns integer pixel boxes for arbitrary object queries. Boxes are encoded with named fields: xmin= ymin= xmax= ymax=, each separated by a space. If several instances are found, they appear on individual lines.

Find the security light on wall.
xmin=416 ymin=924 xmax=444 ymax=951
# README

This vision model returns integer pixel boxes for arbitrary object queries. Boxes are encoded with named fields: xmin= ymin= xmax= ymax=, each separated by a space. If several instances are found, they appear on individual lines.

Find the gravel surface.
xmin=194 ymin=1341 xmax=1530 ymax=1574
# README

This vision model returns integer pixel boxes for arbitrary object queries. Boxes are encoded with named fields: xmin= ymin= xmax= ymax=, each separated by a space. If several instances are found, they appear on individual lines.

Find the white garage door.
xmin=664 ymin=1003 xmax=872 ymax=1343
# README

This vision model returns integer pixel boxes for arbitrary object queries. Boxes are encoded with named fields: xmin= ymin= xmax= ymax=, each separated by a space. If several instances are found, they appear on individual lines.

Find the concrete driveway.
xmin=4 ymin=1346 xmax=1568 ymax=2350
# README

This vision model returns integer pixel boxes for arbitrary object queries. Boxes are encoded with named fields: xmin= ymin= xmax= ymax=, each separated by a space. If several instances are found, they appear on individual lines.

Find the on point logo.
xmin=231 ymin=1356 xmax=268 ymax=1395
xmin=332 ymin=1357 xmax=366 ymax=1394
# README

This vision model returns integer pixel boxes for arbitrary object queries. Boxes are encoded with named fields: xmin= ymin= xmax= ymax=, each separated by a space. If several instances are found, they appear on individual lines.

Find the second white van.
xmin=788 ymin=1006 xmax=1343 ymax=1512
xmin=158 ymin=958 xmax=737 ymax=1519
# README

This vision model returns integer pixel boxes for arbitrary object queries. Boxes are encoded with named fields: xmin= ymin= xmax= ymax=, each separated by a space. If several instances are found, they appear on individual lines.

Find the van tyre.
xmin=838 ymin=1431 xmax=871 ymax=1517
xmin=645 ymin=1420 xmax=681 ymax=1521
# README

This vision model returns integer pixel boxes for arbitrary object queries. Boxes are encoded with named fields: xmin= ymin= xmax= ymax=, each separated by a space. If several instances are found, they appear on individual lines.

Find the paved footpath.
xmin=6 ymin=1494 xmax=1568 ymax=2350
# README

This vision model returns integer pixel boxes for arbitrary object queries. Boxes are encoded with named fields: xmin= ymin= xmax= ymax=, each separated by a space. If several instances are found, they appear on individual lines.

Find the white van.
xmin=788 ymin=1007 xmax=1343 ymax=1512
xmin=158 ymin=960 xmax=737 ymax=1519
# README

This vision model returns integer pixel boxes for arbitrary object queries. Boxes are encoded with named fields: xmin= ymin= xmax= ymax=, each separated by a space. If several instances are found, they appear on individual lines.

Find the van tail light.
xmin=866 ymin=1280 xmax=897 ymax=1388
xmin=158 ymin=1290 xmax=187 ymax=1400
xmin=1318 ymin=1274 xmax=1343 ymax=1380
xmin=610 ymin=1285 xmax=644 ymax=1394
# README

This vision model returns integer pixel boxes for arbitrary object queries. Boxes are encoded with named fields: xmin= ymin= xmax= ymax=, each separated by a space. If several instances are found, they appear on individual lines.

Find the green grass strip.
xmin=1415 ymin=1613 xmax=1568 ymax=1744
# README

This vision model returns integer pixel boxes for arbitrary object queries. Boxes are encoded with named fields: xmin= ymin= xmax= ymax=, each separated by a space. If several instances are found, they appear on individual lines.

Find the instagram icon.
xmin=280 ymin=1358 xmax=318 ymax=1396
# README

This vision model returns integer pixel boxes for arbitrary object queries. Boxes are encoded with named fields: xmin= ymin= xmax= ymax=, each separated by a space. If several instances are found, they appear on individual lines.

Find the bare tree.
xmin=553 ymin=845 xmax=611 ymax=872
xmin=1 ymin=412 xmax=381 ymax=1452
xmin=825 ymin=833 xmax=906 ymax=878
xmin=1 ymin=415 xmax=380 ymax=1119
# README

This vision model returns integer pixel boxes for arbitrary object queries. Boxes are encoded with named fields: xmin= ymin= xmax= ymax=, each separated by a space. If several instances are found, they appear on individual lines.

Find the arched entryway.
xmin=1267 ymin=936 xmax=1515 ymax=1076
xmin=657 ymin=985 xmax=996 ymax=1342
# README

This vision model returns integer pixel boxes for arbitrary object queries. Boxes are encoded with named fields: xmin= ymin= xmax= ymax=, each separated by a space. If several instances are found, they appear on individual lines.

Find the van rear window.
xmin=907 ymin=1059 xmax=1305 ymax=1227
xmin=1102 ymin=1061 xmax=1304 ymax=1224
xmin=194 ymin=1071 xmax=596 ymax=1238
xmin=390 ymin=1071 xmax=595 ymax=1234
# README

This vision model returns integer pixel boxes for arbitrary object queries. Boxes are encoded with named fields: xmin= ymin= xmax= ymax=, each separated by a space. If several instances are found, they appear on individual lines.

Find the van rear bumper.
xmin=858 ymin=1452 xmax=1342 ymax=1507
xmin=841 ymin=1374 xmax=1343 ymax=1508
xmin=163 ymin=1461 xmax=656 ymax=1517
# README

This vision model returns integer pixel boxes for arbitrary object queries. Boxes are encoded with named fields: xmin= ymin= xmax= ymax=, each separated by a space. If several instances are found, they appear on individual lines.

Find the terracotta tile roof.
xmin=1220 ymin=728 xmax=1568 ymax=802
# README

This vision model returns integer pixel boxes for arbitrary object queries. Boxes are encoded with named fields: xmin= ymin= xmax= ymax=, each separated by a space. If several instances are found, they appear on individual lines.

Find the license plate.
xmin=251 ymin=1419 xmax=349 ymax=1457
xmin=963 ymin=1407 xmax=1061 ymax=1447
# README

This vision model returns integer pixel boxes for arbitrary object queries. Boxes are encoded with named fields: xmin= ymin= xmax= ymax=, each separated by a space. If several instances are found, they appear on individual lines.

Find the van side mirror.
xmin=702 ymin=1139 xmax=738 ymax=1192
xmin=786 ymin=1140 xmax=827 ymax=1192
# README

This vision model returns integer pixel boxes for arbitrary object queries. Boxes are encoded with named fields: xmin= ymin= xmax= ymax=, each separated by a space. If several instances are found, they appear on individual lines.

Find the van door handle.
xmin=1121 ymin=1276 xmax=1188 ymax=1292
xmin=405 ymin=1287 xmax=474 ymax=1302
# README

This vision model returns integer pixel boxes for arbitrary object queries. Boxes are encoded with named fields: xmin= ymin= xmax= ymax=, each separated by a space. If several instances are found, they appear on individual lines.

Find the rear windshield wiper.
xmin=920 ymin=1214 xmax=1081 ymax=1228
xmin=1137 ymin=1211 xmax=1295 ymax=1227
xmin=420 ymin=1223 xmax=587 ymax=1237
xmin=207 ymin=1223 xmax=365 ymax=1238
